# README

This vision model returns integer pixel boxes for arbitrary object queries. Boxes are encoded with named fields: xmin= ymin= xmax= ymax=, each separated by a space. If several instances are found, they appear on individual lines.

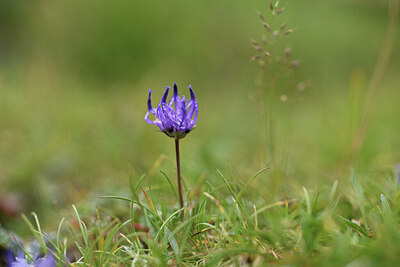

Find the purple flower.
xmin=145 ymin=83 xmax=198 ymax=139
xmin=6 ymin=250 xmax=54 ymax=267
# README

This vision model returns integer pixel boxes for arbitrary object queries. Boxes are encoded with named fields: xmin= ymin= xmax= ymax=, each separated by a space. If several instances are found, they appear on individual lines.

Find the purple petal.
xmin=173 ymin=82 xmax=179 ymax=104
xmin=187 ymin=99 xmax=198 ymax=130
xmin=186 ymin=102 xmax=195 ymax=120
xmin=144 ymin=90 xmax=165 ymax=131
xmin=189 ymin=85 xmax=196 ymax=101
xmin=186 ymin=86 xmax=197 ymax=120
xmin=144 ymin=89 xmax=161 ymax=126
xmin=5 ymin=250 xmax=16 ymax=266
xmin=172 ymin=83 xmax=182 ymax=118
xmin=147 ymin=89 xmax=154 ymax=113
xmin=145 ymin=113 xmax=165 ymax=131
xmin=11 ymin=258 xmax=28 ymax=267
xmin=144 ymin=110 xmax=156 ymax=125
xmin=161 ymin=87 xmax=170 ymax=104
xmin=37 ymin=254 xmax=55 ymax=267
xmin=179 ymin=98 xmax=188 ymax=127
xmin=168 ymin=85 xmax=175 ymax=106
xmin=158 ymin=103 xmax=175 ymax=130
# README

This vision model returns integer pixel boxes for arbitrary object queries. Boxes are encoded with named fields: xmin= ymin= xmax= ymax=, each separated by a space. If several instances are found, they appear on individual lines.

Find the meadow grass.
xmin=19 ymin=168 xmax=400 ymax=266
xmin=1 ymin=0 xmax=400 ymax=266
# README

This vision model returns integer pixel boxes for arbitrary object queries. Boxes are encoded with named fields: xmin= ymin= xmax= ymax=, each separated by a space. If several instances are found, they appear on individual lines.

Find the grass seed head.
xmin=262 ymin=36 xmax=267 ymax=44
xmin=284 ymin=47 xmax=291 ymax=57
xmin=284 ymin=29 xmax=294 ymax=35
xmin=264 ymin=23 xmax=271 ymax=31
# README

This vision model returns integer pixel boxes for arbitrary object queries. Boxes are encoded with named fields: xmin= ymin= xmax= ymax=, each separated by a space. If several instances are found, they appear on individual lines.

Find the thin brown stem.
xmin=175 ymin=139 xmax=184 ymax=209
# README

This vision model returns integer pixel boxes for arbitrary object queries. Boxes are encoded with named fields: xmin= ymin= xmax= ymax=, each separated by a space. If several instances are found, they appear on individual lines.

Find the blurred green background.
xmin=0 ymin=0 xmax=399 ymax=234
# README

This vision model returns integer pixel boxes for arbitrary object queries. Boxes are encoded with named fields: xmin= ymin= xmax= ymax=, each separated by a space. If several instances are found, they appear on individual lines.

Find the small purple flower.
xmin=145 ymin=83 xmax=198 ymax=139
xmin=6 ymin=251 xmax=54 ymax=267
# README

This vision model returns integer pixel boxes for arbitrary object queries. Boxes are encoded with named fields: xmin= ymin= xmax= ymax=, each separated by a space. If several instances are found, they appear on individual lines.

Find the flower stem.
xmin=175 ymin=139 xmax=184 ymax=209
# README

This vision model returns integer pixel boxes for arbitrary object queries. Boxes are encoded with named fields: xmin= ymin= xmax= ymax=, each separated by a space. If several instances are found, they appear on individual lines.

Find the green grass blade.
xmin=303 ymin=187 xmax=312 ymax=215
xmin=216 ymin=169 xmax=237 ymax=199
xmin=154 ymin=208 xmax=185 ymax=242
xmin=159 ymin=170 xmax=179 ymax=202
xmin=337 ymin=215 xmax=369 ymax=237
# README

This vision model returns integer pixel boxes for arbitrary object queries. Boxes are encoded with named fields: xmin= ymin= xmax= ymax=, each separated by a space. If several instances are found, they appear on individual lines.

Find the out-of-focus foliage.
xmin=0 ymin=0 xmax=399 ymax=246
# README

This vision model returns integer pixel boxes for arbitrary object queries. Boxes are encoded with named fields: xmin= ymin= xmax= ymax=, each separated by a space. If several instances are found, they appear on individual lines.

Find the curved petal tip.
xmin=173 ymin=82 xmax=178 ymax=96
xmin=161 ymin=87 xmax=170 ymax=103
xmin=147 ymin=90 xmax=153 ymax=110
xmin=189 ymin=86 xmax=196 ymax=100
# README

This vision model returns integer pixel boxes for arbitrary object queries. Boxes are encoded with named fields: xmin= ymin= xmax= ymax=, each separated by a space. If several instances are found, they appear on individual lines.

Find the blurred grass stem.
xmin=348 ymin=0 xmax=399 ymax=162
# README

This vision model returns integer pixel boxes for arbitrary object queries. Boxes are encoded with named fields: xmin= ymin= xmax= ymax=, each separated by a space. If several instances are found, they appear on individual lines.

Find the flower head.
xmin=145 ymin=83 xmax=198 ymax=139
